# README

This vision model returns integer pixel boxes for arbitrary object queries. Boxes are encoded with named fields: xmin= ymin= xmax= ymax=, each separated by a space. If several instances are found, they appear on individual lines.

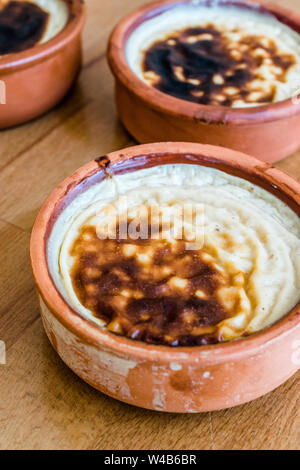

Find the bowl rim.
xmin=0 ymin=0 xmax=86 ymax=72
xmin=30 ymin=142 xmax=300 ymax=364
xmin=107 ymin=0 xmax=300 ymax=125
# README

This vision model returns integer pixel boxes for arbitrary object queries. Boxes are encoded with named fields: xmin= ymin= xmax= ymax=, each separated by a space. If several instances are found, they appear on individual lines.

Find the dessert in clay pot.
xmin=0 ymin=0 xmax=69 ymax=55
xmin=127 ymin=2 xmax=300 ymax=108
xmin=0 ymin=0 xmax=85 ymax=128
xmin=31 ymin=142 xmax=300 ymax=412
xmin=108 ymin=0 xmax=300 ymax=162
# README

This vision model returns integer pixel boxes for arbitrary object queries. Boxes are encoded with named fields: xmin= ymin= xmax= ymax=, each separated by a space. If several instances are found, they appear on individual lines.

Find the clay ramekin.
xmin=0 ymin=0 xmax=85 ymax=129
xmin=30 ymin=142 xmax=300 ymax=412
xmin=107 ymin=0 xmax=300 ymax=163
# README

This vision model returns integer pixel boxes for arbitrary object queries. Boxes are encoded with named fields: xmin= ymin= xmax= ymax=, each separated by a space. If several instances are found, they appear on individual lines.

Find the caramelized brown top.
xmin=142 ymin=25 xmax=296 ymax=106
xmin=69 ymin=223 xmax=233 ymax=347
xmin=0 ymin=1 xmax=49 ymax=55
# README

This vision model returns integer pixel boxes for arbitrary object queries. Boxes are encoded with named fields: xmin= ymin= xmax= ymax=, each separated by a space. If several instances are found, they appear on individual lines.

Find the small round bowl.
xmin=107 ymin=0 xmax=300 ymax=163
xmin=30 ymin=142 xmax=300 ymax=412
xmin=0 ymin=0 xmax=85 ymax=129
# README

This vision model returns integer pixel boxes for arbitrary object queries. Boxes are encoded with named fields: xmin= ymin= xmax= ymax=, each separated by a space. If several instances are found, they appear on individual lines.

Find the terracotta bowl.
xmin=30 ymin=142 xmax=300 ymax=412
xmin=0 ymin=0 xmax=85 ymax=129
xmin=107 ymin=0 xmax=300 ymax=163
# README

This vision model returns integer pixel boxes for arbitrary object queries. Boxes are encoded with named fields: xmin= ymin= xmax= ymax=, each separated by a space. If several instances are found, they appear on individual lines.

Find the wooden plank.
xmin=0 ymin=60 xmax=135 ymax=231
xmin=0 ymin=0 xmax=300 ymax=451
xmin=0 ymin=319 xmax=212 ymax=450
xmin=0 ymin=221 xmax=38 ymax=349
xmin=0 ymin=0 xmax=143 ymax=168
xmin=276 ymin=152 xmax=300 ymax=181
xmin=211 ymin=371 xmax=300 ymax=450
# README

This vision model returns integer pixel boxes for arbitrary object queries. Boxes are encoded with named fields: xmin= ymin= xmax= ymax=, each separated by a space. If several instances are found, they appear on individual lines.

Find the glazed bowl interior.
xmin=108 ymin=0 xmax=300 ymax=124
xmin=31 ymin=143 xmax=300 ymax=364
xmin=0 ymin=0 xmax=85 ymax=72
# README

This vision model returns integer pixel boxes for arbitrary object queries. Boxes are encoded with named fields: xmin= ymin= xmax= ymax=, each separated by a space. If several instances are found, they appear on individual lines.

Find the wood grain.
xmin=0 ymin=0 xmax=299 ymax=450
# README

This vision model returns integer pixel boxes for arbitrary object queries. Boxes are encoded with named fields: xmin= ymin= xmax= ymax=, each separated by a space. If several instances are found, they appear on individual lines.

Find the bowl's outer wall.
xmin=0 ymin=39 xmax=82 ymax=128
xmin=115 ymin=80 xmax=300 ymax=163
xmin=38 ymin=296 xmax=300 ymax=413
xmin=0 ymin=0 xmax=85 ymax=129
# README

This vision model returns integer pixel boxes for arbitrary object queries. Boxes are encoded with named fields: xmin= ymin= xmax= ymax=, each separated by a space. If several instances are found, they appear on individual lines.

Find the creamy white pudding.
xmin=33 ymin=0 xmax=69 ymax=43
xmin=0 ymin=0 xmax=69 ymax=55
xmin=126 ymin=3 xmax=300 ymax=107
xmin=48 ymin=164 xmax=300 ymax=346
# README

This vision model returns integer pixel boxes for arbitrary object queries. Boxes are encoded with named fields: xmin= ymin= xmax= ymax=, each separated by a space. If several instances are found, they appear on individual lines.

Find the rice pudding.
xmin=0 ymin=0 xmax=69 ymax=55
xmin=126 ymin=3 xmax=300 ymax=107
xmin=47 ymin=163 xmax=300 ymax=347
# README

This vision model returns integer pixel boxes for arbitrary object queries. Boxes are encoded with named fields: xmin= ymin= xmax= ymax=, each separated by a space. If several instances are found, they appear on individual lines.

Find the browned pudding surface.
xmin=70 ymin=224 xmax=235 ymax=347
xmin=0 ymin=1 xmax=49 ymax=54
xmin=142 ymin=25 xmax=295 ymax=106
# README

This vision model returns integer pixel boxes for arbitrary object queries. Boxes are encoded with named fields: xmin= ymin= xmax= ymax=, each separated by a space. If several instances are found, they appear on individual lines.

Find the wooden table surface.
xmin=0 ymin=0 xmax=299 ymax=450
